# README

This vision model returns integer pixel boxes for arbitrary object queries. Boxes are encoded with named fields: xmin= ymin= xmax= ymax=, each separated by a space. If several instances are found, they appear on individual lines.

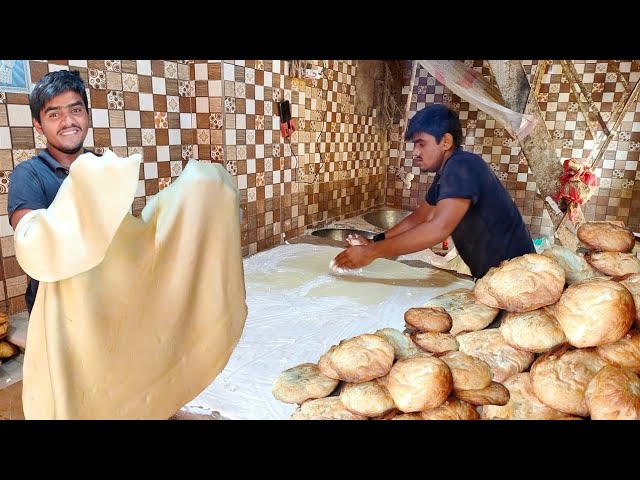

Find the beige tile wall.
xmin=386 ymin=60 xmax=640 ymax=241
xmin=0 ymin=59 xmax=388 ymax=313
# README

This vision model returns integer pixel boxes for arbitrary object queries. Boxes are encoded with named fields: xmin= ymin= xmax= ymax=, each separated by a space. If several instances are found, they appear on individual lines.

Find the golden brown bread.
xmin=291 ymin=397 xmax=368 ymax=420
xmin=454 ymin=381 xmax=509 ymax=406
xmin=596 ymin=329 xmax=640 ymax=374
xmin=481 ymin=372 xmax=570 ymax=420
xmin=555 ymin=278 xmax=635 ymax=348
xmin=385 ymin=356 xmax=453 ymax=412
xmin=317 ymin=334 xmax=394 ymax=383
xmin=404 ymin=307 xmax=452 ymax=333
xmin=412 ymin=331 xmax=459 ymax=354
xmin=577 ymin=221 xmax=635 ymax=253
xmin=440 ymin=350 xmax=492 ymax=390
xmin=584 ymin=365 xmax=640 ymax=420
xmin=499 ymin=308 xmax=567 ymax=353
xmin=421 ymin=398 xmax=480 ymax=420
xmin=272 ymin=363 xmax=339 ymax=404
xmin=391 ymin=412 xmax=424 ymax=420
xmin=619 ymin=273 xmax=640 ymax=329
xmin=541 ymin=245 xmax=599 ymax=285
xmin=421 ymin=288 xmax=499 ymax=336
xmin=474 ymin=254 xmax=565 ymax=312
xmin=0 ymin=322 xmax=8 ymax=339
xmin=585 ymin=251 xmax=640 ymax=277
xmin=373 ymin=328 xmax=422 ymax=360
xmin=0 ymin=341 xmax=18 ymax=358
xmin=530 ymin=346 xmax=608 ymax=417
xmin=457 ymin=329 xmax=535 ymax=383
xmin=0 ymin=312 xmax=8 ymax=324
xmin=339 ymin=379 xmax=396 ymax=417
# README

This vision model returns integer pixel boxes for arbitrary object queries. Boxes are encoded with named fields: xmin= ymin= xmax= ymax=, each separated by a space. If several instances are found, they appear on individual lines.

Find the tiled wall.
xmin=387 ymin=60 xmax=640 ymax=240
xmin=208 ymin=60 xmax=387 ymax=257
xmin=0 ymin=59 xmax=388 ymax=314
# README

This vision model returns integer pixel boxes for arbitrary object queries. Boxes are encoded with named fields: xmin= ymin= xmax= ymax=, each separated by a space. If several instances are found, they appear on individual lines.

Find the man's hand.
xmin=333 ymin=245 xmax=376 ymax=270
xmin=345 ymin=234 xmax=371 ymax=246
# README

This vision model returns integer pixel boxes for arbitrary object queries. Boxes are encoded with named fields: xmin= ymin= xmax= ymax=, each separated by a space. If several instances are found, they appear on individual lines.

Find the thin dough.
xmin=16 ymin=151 xmax=247 ymax=419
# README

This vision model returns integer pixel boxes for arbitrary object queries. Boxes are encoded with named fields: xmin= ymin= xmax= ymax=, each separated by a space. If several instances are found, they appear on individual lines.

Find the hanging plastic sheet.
xmin=417 ymin=60 xmax=537 ymax=141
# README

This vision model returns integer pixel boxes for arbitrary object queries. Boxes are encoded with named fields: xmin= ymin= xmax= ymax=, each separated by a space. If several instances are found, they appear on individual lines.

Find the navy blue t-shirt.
xmin=426 ymin=149 xmax=534 ymax=279
xmin=8 ymin=150 xmax=71 ymax=313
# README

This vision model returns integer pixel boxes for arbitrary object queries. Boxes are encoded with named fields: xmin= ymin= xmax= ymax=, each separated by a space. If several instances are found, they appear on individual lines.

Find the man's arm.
xmin=346 ymin=201 xmax=435 ymax=246
xmin=8 ymin=164 xmax=48 ymax=230
xmin=10 ymin=209 xmax=34 ymax=230
xmin=333 ymin=197 xmax=471 ymax=269
xmin=384 ymin=201 xmax=436 ymax=239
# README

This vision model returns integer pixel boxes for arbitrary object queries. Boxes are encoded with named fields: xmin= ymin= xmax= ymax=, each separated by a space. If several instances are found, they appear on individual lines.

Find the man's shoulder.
xmin=12 ymin=155 xmax=45 ymax=174
xmin=444 ymin=149 xmax=486 ymax=174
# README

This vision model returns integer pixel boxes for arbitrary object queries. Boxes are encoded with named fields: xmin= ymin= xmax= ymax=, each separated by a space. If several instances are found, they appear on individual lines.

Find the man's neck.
xmin=438 ymin=148 xmax=457 ymax=174
xmin=47 ymin=148 xmax=85 ymax=170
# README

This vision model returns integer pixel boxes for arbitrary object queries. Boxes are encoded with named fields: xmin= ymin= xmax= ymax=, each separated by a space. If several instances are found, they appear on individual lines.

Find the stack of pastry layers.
xmin=0 ymin=313 xmax=19 ymax=367
xmin=272 ymin=220 xmax=640 ymax=420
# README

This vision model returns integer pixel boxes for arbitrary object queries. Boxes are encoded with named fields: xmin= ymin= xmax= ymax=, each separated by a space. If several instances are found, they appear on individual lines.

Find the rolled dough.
xmin=15 ymin=151 xmax=247 ymax=419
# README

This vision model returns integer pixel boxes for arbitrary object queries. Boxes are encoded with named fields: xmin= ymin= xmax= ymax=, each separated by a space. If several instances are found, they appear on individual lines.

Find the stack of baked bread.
xmin=0 ymin=312 xmax=19 ymax=367
xmin=272 ymin=221 xmax=640 ymax=420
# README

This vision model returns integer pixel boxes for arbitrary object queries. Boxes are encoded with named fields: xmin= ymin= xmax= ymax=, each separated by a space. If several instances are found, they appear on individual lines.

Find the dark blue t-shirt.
xmin=426 ymin=149 xmax=535 ymax=279
xmin=8 ymin=150 xmax=71 ymax=313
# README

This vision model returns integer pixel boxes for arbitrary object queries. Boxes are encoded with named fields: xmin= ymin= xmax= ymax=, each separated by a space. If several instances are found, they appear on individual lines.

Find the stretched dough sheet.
xmin=186 ymin=243 xmax=474 ymax=419
xmin=15 ymin=152 xmax=247 ymax=419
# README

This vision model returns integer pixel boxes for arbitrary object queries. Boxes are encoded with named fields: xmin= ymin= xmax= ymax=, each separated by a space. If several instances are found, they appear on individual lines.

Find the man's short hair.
xmin=29 ymin=70 xmax=88 ymax=122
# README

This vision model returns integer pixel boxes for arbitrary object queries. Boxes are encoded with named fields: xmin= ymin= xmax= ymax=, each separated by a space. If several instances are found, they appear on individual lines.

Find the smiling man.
xmin=333 ymin=103 xmax=535 ymax=280
xmin=8 ymin=69 xmax=93 ymax=313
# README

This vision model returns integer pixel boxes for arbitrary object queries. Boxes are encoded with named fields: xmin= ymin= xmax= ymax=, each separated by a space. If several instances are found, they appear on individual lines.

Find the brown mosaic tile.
xmin=181 ymin=130 xmax=193 ymax=145
xmin=195 ymin=81 xmax=208 ymax=97
xmin=5 ymin=93 xmax=29 ymax=105
xmin=155 ymin=129 xmax=169 ymax=145
xmin=10 ymin=128 xmax=34 ymax=149
xmin=0 ymin=151 xmax=12 ymax=171
xmin=158 ymin=161 xmax=171 ymax=178
xmin=153 ymin=95 xmax=167 ymax=112
xmin=3 ymin=256 xmax=23 ymax=278
xmin=8 ymin=295 xmax=26 ymax=315
xmin=121 ymin=60 xmax=137 ymax=74
xmin=151 ymin=60 xmax=165 ymax=77
xmin=90 ymin=90 xmax=108 ymax=109
xmin=108 ymin=110 xmax=125 ymax=128
xmin=138 ymin=75 xmax=153 ymax=94
xmin=93 ymin=128 xmax=111 ymax=147
xmin=29 ymin=61 xmax=49 ymax=83
xmin=123 ymin=92 xmax=139 ymax=110
xmin=166 ymin=79 xmax=179 ymax=97
xmin=126 ymin=129 xmax=142 ymax=146
xmin=140 ymin=111 xmax=155 ymax=129
xmin=106 ymin=72 xmax=122 ymax=91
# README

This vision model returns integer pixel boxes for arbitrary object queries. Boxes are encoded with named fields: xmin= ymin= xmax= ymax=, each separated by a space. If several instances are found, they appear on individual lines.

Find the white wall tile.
xmin=7 ymin=105 xmax=33 ymax=127
xmin=110 ymin=128 xmax=126 ymax=147
xmin=139 ymin=93 xmax=153 ymax=111
xmin=125 ymin=110 xmax=141 ymax=128
xmin=136 ymin=60 xmax=151 ymax=75
xmin=152 ymin=77 xmax=166 ymax=95
xmin=92 ymin=108 xmax=109 ymax=128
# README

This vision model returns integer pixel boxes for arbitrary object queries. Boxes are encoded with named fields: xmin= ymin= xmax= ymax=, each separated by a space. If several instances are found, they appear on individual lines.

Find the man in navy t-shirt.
xmin=332 ymin=104 xmax=534 ymax=279
xmin=8 ymin=70 xmax=92 ymax=314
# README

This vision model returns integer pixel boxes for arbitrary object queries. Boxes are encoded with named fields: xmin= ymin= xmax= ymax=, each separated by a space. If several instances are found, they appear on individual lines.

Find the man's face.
xmin=410 ymin=132 xmax=448 ymax=173
xmin=33 ymin=90 xmax=89 ymax=156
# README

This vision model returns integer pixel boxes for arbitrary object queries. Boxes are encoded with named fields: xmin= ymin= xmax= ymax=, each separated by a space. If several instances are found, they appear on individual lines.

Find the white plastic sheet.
xmin=186 ymin=243 xmax=474 ymax=419
xmin=417 ymin=60 xmax=536 ymax=141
